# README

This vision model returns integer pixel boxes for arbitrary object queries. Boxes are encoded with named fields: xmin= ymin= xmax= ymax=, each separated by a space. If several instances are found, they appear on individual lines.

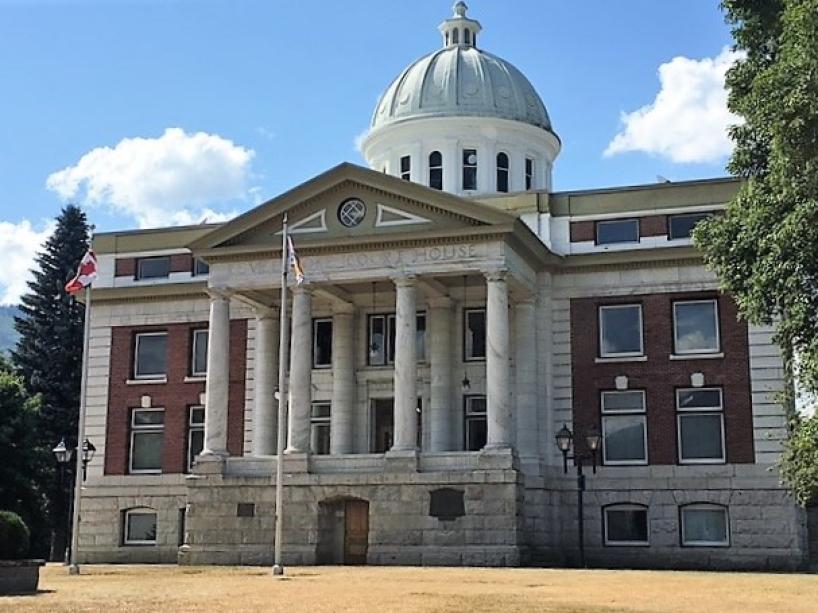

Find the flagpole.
xmin=69 ymin=282 xmax=92 ymax=575
xmin=273 ymin=213 xmax=290 ymax=576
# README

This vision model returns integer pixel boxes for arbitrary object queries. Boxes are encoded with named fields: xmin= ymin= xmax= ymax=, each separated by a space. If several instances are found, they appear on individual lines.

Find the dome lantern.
xmin=438 ymin=2 xmax=482 ymax=48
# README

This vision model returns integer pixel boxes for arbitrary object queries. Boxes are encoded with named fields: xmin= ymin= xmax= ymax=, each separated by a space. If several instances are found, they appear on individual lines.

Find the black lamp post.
xmin=52 ymin=437 xmax=96 ymax=563
xmin=555 ymin=424 xmax=601 ymax=568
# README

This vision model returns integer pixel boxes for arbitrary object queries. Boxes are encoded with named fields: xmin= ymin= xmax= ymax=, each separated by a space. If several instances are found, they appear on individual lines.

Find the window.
xmin=429 ymin=151 xmax=443 ymax=190
xmin=193 ymin=258 xmax=209 ymax=276
xmin=525 ymin=158 xmax=534 ymax=190
xmin=452 ymin=28 xmax=459 ymax=44
xmin=604 ymin=504 xmax=649 ymax=546
xmin=668 ymin=212 xmax=710 ymax=240
xmin=496 ymin=152 xmax=509 ymax=193
xmin=310 ymin=403 xmax=331 ymax=455
xmin=673 ymin=299 xmax=720 ymax=354
xmin=596 ymin=219 xmax=639 ymax=245
xmin=464 ymin=308 xmax=486 ymax=361
xmin=134 ymin=332 xmax=168 ymax=379
xmin=191 ymin=329 xmax=208 ymax=377
xmin=680 ymin=504 xmax=729 ymax=546
xmin=136 ymin=256 xmax=170 ymax=280
xmin=464 ymin=28 xmax=471 ymax=45
xmin=367 ymin=313 xmax=426 ymax=366
xmin=130 ymin=409 xmax=164 ymax=473
xmin=464 ymin=396 xmax=487 ymax=451
xmin=598 ymin=305 xmax=643 ymax=358
xmin=313 ymin=318 xmax=333 ymax=368
xmin=677 ymin=388 xmax=725 ymax=463
xmin=601 ymin=391 xmax=647 ymax=465
xmin=124 ymin=509 xmax=157 ymax=545
xmin=462 ymin=149 xmax=477 ymax=191
xmin=187 ymin=406 xmax=204 ymax=471
xmin=400 ymin=155 xmax=411 ymax=181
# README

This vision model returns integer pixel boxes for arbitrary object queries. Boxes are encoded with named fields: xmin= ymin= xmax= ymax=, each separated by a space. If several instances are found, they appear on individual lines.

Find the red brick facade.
xmin=114 ymin=254 xmax=194 ymax=277
xmin=569 ymin=291 xmax=754 ymax=464
xmin=104 ymin=319 xmax=247 ymax=474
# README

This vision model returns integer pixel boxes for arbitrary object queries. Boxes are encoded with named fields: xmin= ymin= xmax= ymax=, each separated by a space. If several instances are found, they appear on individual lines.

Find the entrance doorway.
xmin=317 ymin=498 xmax=369 ymax=565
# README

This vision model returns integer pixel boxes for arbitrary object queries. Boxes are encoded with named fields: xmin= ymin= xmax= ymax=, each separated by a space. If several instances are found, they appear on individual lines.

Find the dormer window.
xmin=496 ymin=152 xmax=509 ymax=193
xmin=429 ymin=151 xmax=443 ymax=190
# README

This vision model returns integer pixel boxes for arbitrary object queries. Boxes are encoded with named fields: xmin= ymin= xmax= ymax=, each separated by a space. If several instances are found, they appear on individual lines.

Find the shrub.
xmin=0 ymin=511 xmax=31 ymax=559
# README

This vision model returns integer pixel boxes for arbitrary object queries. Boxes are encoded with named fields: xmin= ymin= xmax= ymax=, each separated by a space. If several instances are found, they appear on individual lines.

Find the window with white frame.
xmin=525 ymin=158 xmax=534 ymax=190
xmin=367 ymin=313 xmax=426 ymax=366
xmin=677 ymin=387 xmax=725 ymax=463
xmin=187 ymin=406 xmax=204 ymax=471
xmin=673 ymin=299 xmax=720 ymax=354
xmin=598 ymin=304 xmax=643 ymax=358
xmin=601 ymin=390 xmax=647 ymax=464
xmin=462 ymin=149 xmax=477 ymax=191
xmin=668 ymin=212 xmax=710 ymax=240
xmin=596 ymin=219 xmax=640 ymax=245
xmin=603 ymin=504 xmax=649 ymax=546
xmin=464 ymin=396 xmax=487 ymax=451
xmin=310 ymin=403 xmax=331 ymax=455
xmin=191 ymin=329 xmax=208 ymax=377
xmin=313 ymin=318 xmax=333 ymax=368
xmin=130 ymin=409 xmax=164 ymax=474
xmin=134 ymin=332 xmax=168 ymax=380
xmin=428 ymin=151 xmax=443 ymax=190
xmin=136 ymin=256 xmax=170 ymax=280
xmin=400 ymin=155 xmax=411 ymax=181
xmin=124 ymin=509 xmax=157 ymax=545
xmin=496 ymin=152 xmax=509 ymax=193
xmin=464 ymin=308 xmax=486 ymax=361
xmin=680 ymin=504 xmax=729 ymax=546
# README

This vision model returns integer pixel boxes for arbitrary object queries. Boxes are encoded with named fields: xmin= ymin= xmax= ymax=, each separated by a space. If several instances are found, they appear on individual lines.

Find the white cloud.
xmin=354 ymin=128 xmax=370 ymax=153
xmin=46 ymin=128 xmax=255 ymax=228
xmin=604 ymin=47 xmax=744 ymax=164
xmin=0 ymin=219 xmax=54 ymax=305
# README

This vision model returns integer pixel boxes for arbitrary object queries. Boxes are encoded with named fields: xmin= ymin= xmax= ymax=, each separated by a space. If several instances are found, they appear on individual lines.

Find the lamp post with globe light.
xmin=554 ymin=424 xmax=601 ymax=568
xmin=52 ymin=437 xmax=96 ymax=570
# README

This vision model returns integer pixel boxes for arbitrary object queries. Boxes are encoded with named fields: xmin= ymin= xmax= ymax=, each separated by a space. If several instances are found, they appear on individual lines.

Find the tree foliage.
xmin=694 ymin=0 xmax=818 ymax=505
xmin=12 ymin=204 xmax=90 ymax=556
xmin=0 ymin=358 xmax=47 ymax=557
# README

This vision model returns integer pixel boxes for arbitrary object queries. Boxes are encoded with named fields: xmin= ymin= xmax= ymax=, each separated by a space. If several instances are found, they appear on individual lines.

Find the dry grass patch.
xmin=2 ymin=564 xmax=817 ymax=613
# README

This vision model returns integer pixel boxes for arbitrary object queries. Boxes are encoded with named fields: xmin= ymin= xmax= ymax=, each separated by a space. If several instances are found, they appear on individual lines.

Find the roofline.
xmin=94 ymin=222 xmax=224 ymax=239
xmin=548 ymin=175 xmax=741 ymax=198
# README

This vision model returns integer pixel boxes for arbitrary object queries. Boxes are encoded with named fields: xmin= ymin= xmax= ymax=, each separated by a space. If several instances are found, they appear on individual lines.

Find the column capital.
xmin=332 ymin=301 xmax=356 ymax=315
xmin=428 ymin=296 xmax=453 ymax=309
xmin=483 ymin=268 xmax=509 ymax=283
xmin=291 ymin=285 xmax=312 ymax=296
xmin=206 ymin=287 xmax=233 ymax=301
xmin=391 ymin=273 xmax=417 ymax=288
xmin=253 ymin=304 xmax=279 ymax=320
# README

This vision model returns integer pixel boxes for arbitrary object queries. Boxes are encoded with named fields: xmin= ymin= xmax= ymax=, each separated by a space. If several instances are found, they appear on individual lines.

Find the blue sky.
xmin=0 ymin=0 xmax=737 ymax=303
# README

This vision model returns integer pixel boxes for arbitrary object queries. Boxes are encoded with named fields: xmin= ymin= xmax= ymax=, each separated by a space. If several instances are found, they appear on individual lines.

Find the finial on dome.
xmin=439 ymin=1 xmax=482 ymax=48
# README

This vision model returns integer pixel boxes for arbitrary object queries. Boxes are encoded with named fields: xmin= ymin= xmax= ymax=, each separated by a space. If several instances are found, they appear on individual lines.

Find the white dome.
xmin=370 ymin=46 xmax=554 ymax=135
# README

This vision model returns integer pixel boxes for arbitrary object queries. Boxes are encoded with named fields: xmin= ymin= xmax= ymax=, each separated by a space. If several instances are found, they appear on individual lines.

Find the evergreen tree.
xmin=12 ymin=204 xmax=90 ymax=558
xmin=0 ymin=356 xmax=49 ymax=557
xmin=694 ymin=1 xmax=818 ymax=504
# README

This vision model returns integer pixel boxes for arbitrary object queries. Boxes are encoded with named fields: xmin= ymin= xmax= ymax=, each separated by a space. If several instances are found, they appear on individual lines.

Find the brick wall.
xmin=569 ymin=291 xmax=754 ymax=464
xmin=104 ymin=319 xmax=247 ymax=474
xmin=114 ymin=254 xmax=193 ymax=277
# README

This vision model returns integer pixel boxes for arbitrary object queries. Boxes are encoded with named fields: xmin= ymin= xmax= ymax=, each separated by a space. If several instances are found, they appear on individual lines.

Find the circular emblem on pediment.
xmin=338 ymin=198 xmax=366 ymax=228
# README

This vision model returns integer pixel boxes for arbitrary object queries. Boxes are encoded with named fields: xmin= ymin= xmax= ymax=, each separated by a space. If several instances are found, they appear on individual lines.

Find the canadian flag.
xmin=65 ymin=249 xmax=98 ymax=295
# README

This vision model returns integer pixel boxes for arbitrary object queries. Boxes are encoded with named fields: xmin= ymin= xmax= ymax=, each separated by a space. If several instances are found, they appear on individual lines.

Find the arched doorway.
xmin=317 ymin=498 xmax=369 ymax=565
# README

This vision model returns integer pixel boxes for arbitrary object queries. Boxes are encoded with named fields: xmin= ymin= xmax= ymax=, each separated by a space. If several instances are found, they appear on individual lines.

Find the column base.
xmin=193 ymin=453 xmax=227 ymax=475
xmin=282 ymin=452 xmax=310 ymax=473
xmin=384 ymin=448 xmax=419 ymax=472
xmin=478 ymin=446 xmax=517 ymax=470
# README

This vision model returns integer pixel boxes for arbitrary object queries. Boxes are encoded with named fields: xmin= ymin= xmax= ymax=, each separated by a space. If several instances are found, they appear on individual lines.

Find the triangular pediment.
xmin=189 ymin=163 xmax=517 ymax=254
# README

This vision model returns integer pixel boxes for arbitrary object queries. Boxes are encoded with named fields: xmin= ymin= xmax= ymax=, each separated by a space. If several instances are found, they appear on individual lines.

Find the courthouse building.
xmin=76 ymin=4 xmax=809 ymax=569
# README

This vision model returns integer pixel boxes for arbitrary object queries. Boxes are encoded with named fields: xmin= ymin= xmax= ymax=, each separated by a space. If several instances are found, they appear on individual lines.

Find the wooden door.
xmin=344 ymin=500 xmax=369 ymax=565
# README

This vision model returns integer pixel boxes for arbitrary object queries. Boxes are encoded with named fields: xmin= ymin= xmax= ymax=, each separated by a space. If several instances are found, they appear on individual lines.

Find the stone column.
xmin=485 ymin=270 xmax=511 ymax=449
xmin=515 ymin=299 xmax=538 ymax=457
xmin=330 ymin=304 xmax=355 ymax=454
xmin=429 ymin=297 xmax=453 ymax=452
xmin=252 ymin=306 xmax=279 ymax=456
xmin=391 ymin=275 xmax=417 ymax=451
xmin=286 ymin=286 xmax=312 ymax=454
xmin=202 ymin=290 xmax=230 ymax=456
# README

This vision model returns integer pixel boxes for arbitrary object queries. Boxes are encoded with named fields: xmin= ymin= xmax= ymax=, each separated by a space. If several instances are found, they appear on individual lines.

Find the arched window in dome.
xmin=400 ymin=155 xmax=411 ymax=181
xmin=496 ymin=152 xmax=509 ymax=193
xmin=452 ymin=29 xmax=459 ymax=44
xmin=462 ymin=149 xmax=477 ymax=191
xmin=525 ymin=158 xmax=535 ymax=190
xmin=445 ymin=32 xmax=449 ymax=46
xmin=429 ymin=151 xmax=443 ymax=190
xmin=473 ymin=33 xmax=477 ymax=47
xmin=464 ymin=28 xmax=471 ymax=45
